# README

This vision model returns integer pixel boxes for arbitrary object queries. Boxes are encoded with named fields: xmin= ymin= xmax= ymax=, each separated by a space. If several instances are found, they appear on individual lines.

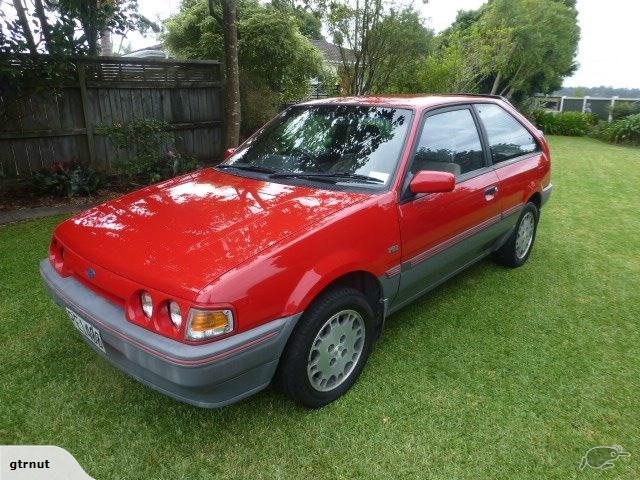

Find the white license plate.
xmin=66 ymin=308 xmax=106 ymax=353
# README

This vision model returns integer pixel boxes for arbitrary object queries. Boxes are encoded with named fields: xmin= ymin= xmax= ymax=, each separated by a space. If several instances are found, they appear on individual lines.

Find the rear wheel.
xmin=494 ymin=202 xmax=539 ymax=268
xmin=277 ymin=286 xmax=376 ymax=408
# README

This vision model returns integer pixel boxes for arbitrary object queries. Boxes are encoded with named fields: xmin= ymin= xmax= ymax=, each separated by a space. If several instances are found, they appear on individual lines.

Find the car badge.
xmin=86 ymin=268 xmax=96 ymax=279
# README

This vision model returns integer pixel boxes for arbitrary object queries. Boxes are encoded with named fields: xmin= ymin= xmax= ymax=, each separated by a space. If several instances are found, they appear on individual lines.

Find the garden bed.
xmin=0 ymin=187 xmax=124 ymax=213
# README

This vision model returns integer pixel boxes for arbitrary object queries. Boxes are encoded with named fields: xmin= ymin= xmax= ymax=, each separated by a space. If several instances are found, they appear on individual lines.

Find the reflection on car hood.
xmin=55 ymin=168 xmax=369 ymax=300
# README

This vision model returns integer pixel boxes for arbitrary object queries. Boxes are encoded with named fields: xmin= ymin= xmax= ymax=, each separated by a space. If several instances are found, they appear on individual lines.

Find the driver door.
xmin=394 ymin=106 xmax=503 ymax=306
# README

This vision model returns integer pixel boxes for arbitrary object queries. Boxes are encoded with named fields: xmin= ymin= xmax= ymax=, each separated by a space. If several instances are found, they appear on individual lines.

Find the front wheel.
xmin=493 ymin=202 xmax=539 ymax=268
xmin=276 ymin=286 xmax=376 ymax=408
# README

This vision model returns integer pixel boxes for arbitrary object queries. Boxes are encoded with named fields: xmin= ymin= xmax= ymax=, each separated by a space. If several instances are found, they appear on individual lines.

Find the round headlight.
xmin=141 ymin=291 xmax=153 ymax=318
xmin=169 ymin=301 xmax=182 ymax=328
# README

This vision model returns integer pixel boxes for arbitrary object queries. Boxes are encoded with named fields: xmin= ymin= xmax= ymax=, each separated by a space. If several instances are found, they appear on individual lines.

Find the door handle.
xmin=484 ymin=185 xmax=499 ymax=198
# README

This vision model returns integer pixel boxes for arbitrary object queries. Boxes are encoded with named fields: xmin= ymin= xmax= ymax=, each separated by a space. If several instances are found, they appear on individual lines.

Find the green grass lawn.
xmin=1 ymin=136 xmax=639 ymax=479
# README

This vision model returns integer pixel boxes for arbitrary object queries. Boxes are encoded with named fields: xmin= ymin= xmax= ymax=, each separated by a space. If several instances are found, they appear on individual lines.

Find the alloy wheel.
xmin=306 ymin=309 xmax=365 ymax=392
xmin=515 ymin=211 xmax=535 ymax=259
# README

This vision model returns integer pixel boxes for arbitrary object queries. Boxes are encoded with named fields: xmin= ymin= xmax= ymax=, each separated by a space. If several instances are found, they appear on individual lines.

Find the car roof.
xmin=298 ymin=94 xmax=508 ymax=110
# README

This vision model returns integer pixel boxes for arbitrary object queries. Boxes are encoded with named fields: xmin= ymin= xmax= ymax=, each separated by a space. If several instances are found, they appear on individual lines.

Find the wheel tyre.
xmin=494 ymin=202 xmax=539 ymax=268
xmin=276 ymin=286 xmax=376 ymax=408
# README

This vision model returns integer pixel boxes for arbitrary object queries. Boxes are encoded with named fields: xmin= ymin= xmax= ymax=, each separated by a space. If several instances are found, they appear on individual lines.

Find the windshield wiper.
xmin=268 ymin=172 xmax=339 ymax=184
xmin=318 ymin=172 xmax=385 ymax=184
xmin=216 ymin=163 xmax=276 ymax=174
xmin=217 ymin=165 xmax=384 ymax=185
xmin=269 ymin=172 xmax=384 ymax=184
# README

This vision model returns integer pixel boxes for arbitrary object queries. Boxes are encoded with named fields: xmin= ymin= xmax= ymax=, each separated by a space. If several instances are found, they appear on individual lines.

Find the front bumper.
xmin=541 ymin=183 xmax=553 ymax=207
xmin=40 ymin=260 xmax=301 ymax=408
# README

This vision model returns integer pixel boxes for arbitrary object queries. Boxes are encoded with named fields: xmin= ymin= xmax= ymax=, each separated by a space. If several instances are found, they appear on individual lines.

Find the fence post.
xmin=559 ymin=96 xmax=566 ymax=113
xmin=582 ymin=96 xmax=589 ymax=113
xmin=609 ymin=96 xmax=617 ymax=123
xmin=77 ymin=62 xmax=97 ymax=166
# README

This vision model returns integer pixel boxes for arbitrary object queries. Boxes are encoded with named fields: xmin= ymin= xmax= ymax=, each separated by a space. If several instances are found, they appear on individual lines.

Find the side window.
xmin=475 ymin=104 xmax=539 ymax=164
xmin=411 ymin=109 xmax=484 ymax=176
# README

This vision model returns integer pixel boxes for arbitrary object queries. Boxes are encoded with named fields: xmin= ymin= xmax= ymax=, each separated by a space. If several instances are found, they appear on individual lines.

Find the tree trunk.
xmin=221 ymin=1 xmax=241 ymax=147
xmin=490 ymin=72 xmax=501 ymax=95
xmin=209 ymin=0 xmax=241 ymax=148
xmin=86 ymin=31 xmax=98 ymax=56
xmin=99 ymin=30 xmax=113 ymax=56
xmin=33 ymin=0 xmax=53 ymax=53
xmin=12 ymin=0 xmax=37 ymax=54
xmin=79 ymin=0 xmax=99 ymax=56
xmin=504 ymin=85 xmax=515 ymax=99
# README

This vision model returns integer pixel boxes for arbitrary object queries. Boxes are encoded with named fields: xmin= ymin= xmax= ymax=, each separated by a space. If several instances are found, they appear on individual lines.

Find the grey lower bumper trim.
xmin=541 ymin=183 xmax=553 ymax=207
xmin=40 ymin=260 xmax=301 ymax=408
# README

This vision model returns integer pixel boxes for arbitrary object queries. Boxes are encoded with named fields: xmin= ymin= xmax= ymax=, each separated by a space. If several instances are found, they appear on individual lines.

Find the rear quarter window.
xmin=475 ymin=104 xmax=539 ymax=164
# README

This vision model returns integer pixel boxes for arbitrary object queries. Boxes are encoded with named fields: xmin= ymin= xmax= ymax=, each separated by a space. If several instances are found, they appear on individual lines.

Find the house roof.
xmin=128 ymin=43 xmax=164 ymax=53
xmin=310 ymin=38 xmax=354 ymax=64
xmin=122 ymin=44 xmax=169 ymax=58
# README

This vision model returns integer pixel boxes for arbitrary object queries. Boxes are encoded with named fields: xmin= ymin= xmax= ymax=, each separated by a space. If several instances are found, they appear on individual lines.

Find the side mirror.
xmin=224 ymin=147 xmax=236 ymax=160
xmin=409 ymin=170 xmax=456 ymax=194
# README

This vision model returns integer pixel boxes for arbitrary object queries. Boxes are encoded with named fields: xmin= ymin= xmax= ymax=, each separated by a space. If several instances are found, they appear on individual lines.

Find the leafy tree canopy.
xmin=164 ymin=0 xmax=323 ymax=134
xmin=323 ymin=0 xmax=433 ymax=94
xmin=429 ymin=0 xmax=580 ymax=98
xmin=271 ymin=0 xmax=323 ymax=39
xmin=1 ymin=0 xmax=158 ymax=56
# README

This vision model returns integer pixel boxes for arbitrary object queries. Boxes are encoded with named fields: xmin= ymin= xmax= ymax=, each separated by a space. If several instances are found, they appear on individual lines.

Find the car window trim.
xmin=472 ymin=103 xmax=541 ymax=166
xmin=228 ymin=104 xmax=416 ymax=194
xmin=400 ymin=104 xmax=489 ymax=203
xmin=490 ymin=151 xmax=541 ymax=170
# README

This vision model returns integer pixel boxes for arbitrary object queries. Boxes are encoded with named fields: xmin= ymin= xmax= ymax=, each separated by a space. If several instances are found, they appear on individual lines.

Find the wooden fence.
xmin=0 ymin=55 xmax=223 ymax=179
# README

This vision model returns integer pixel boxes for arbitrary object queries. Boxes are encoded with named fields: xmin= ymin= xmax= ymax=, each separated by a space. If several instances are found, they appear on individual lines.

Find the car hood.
xmin=55 ymin=168 xmax=369 ymax=300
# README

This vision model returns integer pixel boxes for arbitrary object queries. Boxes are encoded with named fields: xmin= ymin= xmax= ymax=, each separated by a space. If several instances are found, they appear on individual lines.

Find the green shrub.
xmin=240 ymin=78 xmax=282 ymax=138
xmin=608 ymin=101 xmax=640 ymax=121
xmin=532 ymin=111 xmax=597 ymax=136
xmin=517 ymin=98 xmax=544 ymax=122
xmin=596 ymin=114 xmax=640 ymax=145
xmin=32 ymin=162 xmax=102 ymax=197
xmin=96 ymin=119 xmax=199 ymax=184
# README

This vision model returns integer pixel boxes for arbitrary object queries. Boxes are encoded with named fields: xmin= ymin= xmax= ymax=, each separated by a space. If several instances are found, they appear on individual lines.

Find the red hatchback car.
xmin=41 ymin=95 xmax=552 ymax=408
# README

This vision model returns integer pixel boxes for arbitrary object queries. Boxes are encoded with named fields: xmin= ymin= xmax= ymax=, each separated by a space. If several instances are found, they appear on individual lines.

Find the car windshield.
xmin=224 ymin=105 xmax=412 ymax=187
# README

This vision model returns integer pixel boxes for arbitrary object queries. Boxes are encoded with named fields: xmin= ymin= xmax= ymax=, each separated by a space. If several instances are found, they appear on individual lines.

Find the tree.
xmin=573 ymin=87 xmax=586 ymax=98
xmin=413 ymin=32 xmax=487 ymax=94
xmin=164 ymin=0 xmax=323 ymax=136
xmin=208 ymin=0 xmax=242 ymax=148
xmin=10 ymin=0 xmax=37 ymax=54
xmin=57 ymin=0 xmax=158 ymax=56
xmin=325 ymin=0 xmax=382 ymax=94
xmin=1 ymin=0 xmax=158 ymax=56
xmin=432 ymin=0 xmax=580 ymax=98
xmin=483 ymin=0 xmax=579 ymax=97
xmin=272 ymin=0 xmax=323 ymax=39
xmin=324 ymin=1 xmax=433 ymax=95
xmin=369 ymin=8 xmax=434 ymax=93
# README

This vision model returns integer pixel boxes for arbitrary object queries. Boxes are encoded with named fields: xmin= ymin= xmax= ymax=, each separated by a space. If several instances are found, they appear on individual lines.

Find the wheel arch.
xmin=527 ymin=191 xmax=542 ymax=211
xmin=298 ymin=269 xmax=383 ymax=315
xmin=288 ymin=265 xmax=386 ymax=337
xmin=321 ymin=270 xmax=383 ymax=312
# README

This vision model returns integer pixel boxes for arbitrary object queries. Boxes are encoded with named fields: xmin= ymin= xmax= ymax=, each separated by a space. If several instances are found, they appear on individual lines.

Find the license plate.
xmin=66 ymin=308 xmax=106 ymax=353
